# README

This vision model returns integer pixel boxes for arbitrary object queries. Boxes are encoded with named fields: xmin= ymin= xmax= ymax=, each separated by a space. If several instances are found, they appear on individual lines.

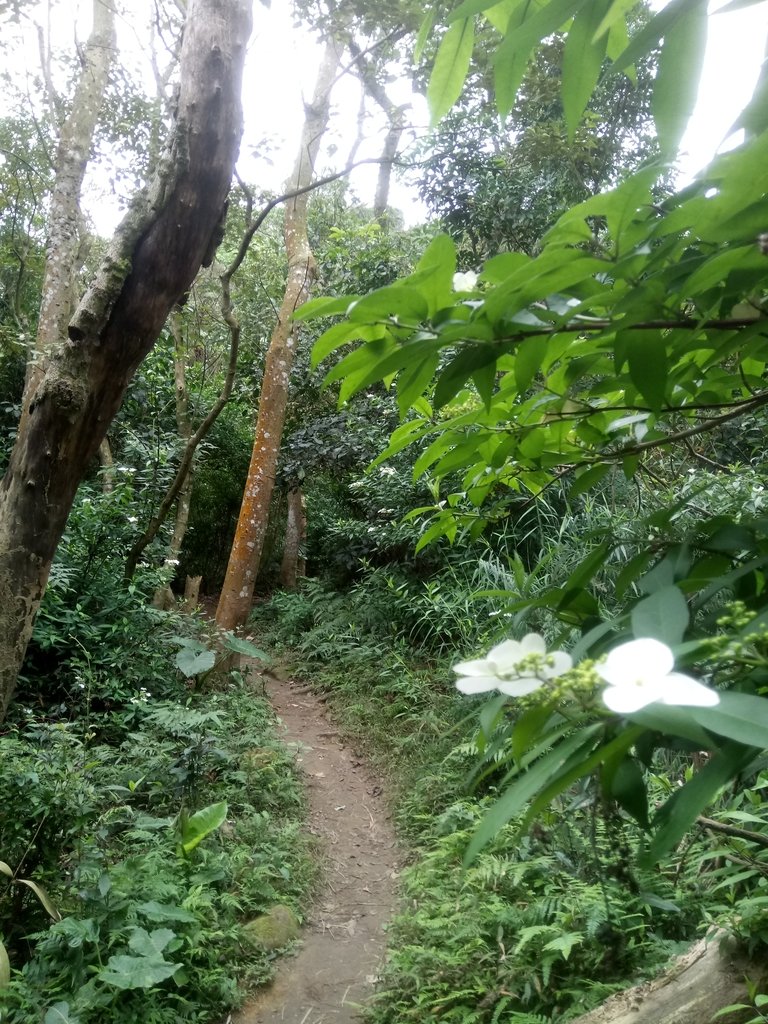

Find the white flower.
xmin=453 ymin=633 xmax=572 ymax=697
xmin=452 ymin=270 xmax=478 ymax=291
xmin=597 ymin=638 xmax=719 ymax=713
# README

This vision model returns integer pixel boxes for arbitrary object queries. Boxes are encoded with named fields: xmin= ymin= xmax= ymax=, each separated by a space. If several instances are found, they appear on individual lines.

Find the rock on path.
xmin=232 ymin=670 xmax=399 ymax=1024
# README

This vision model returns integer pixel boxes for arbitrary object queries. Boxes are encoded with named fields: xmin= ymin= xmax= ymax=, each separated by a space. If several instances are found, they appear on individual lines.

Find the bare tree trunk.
xmin=280 ymin=487 xmax=307 ymax=589
xmin=182 ymin=574 xmax=202 ymax=610
xmin=99 ymin=436 xmax=115 ymax=493
xmin=570 ymin=931 xmax=768 ymax=1024
xmin=0 ymin=0 xmax=253 ymax=720
xmin=346 ymin=36 xmax=408 ymax=217
xmin=21 ymin=0 xmax=116 ymax=420
xmin=215 ymin=41 xmax=340 ymax=631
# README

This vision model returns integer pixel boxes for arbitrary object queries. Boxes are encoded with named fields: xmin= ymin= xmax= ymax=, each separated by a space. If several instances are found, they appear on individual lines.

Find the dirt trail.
xmin=233 ymin=670 xmax=399 ymax=1024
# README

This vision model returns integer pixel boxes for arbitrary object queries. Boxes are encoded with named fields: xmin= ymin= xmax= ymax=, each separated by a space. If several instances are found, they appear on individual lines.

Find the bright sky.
xmin=677 ymin=0 xmax=766 ymax=179
xmin=240 ymin=0 xmax=767 ymax=207
xmin=9 ymin=0 xmax=768 ymax=232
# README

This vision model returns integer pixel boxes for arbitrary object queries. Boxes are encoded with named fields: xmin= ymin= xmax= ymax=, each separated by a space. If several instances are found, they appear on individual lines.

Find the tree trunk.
xmin=346 ymin=36 xmax=408 ymax=218
xmin=0 ymin=0 xmax=253 ymax=720
xmin=280 ymin=487 xmax=307 ymax=589
xmin=21 ymin=0 xmax=116 ymax=420
xmin=182 ymin=574 xmax=202 ymax=611
xmin=570 ymin=931 xmax=768 ymax=1024
xmin=152 ymin=309 xmax=194 ymax=608
xmin=98 ymin=436 xmax=115 ymax=493
xmin=215 ymin=41 xmax=340 ymax=631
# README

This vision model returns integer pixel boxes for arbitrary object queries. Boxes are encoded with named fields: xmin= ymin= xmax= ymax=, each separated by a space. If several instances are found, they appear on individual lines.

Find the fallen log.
xmin=571 ymin=931 xmax=767 ymax=1024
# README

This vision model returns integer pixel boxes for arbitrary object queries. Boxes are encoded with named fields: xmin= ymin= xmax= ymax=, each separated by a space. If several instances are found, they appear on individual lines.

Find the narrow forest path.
xmin=233 ymin=667 xmax=399 ymax=1024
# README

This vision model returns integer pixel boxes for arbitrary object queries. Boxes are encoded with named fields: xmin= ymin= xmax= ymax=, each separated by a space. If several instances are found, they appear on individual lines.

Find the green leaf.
xmin=433 ymin=344 xmax=502 ymax=410
xmin=652 ymin=0 xmax=708 ymax=155
xmin=138 ymin=901 xmax=197 ymax=924
xmin=516 ymin=726 xmax=645 ymax=839
xmin=561 ymin=0 xmax=610 ymax=140
xmin=594 ymin=0 xmax=639 ymax=40
xmin=179 ymin=801 xmax=228 ymax=855
xmin=292 ymin=294 xmax=357 ymax=321
xmin=348 ymin=285 xmax=430 ymax=323
xmin=0 ymin=937 xmax=10 ymax=989
xmin=128 ymin=928 xmax=176 ymax=958
xmin=627 ymin=330 xmax=667 ymax=411
xmin=684 ymin=244 xmax=765 ymax=295
xmin=610 ymin=0 xmax=702 ymax=75
xmin=565 ymin=541 xmax=612 ymax=592
xmin=414 ymin=7 xmax=437 ymax=62
xmin=99 ymin=955 xmax=180 ymax=991
xmin=449 ymin=0 xmax=508 ymax=20
xmin=16 ymin=878 xmax=61 ymax=921
xmin=175 ymin=648 xmax=216 ymax=678
xmin=397 ymin=352 xmax=441 ymax=415
xmin=542 ymin=932 xmax=584 ymax=960
xmin=464 ymin=725 xmax=603 ymax=863
xmin=606 ymin=756 xmax=649 ymax=827
xmin=411 ymin=234 xmax=457 ymax=316
xmin=311 ymin=321 xmax=385 ymax=369
xmin=690 ymin=693 xmax=768 ymax=750
xmin=44 ymin=1004 xmax=78 ymax=1024
xmin=472 ymin=360 xmax=497 ymax=409
xmin=483 ymin=0 xmax=518 ymax=32
xmin=645 ymin=742 xmax=756 ymax=864
xmin=483 ymin=252 xmax=606 ymax=325
xmin=479 ymin=694 xmax=509 ymax=742
xmin=428 ymin=18 xmax=475 ymax=125
xmin=546 ymin=167 xmax=658 ymax=252
xmin=631 ymin=586 xmax=690 ymax=646
xmin=569 ymin=464 xmax=610 ymax=499
xmin=514 ymin=336 xmax=544 ymax=392
xmin=493 ymin=0 xmax=591 ymax=115
xmin=615 ymin=550 xmax=654 ymax=599
xmin=629 ymin=703 xmax=713 ymax=746
xmin=220 ymin=633 xmax=271 ymax=662
xmin=511 ymin=703 xmax=557 ymax=763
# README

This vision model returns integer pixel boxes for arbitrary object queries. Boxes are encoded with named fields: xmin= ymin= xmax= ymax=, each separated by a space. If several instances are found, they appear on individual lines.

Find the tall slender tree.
xmin=216 ymin=40 xmax=341 ymax=630
xmin=0 ymin=0 xmax=253 ymax=718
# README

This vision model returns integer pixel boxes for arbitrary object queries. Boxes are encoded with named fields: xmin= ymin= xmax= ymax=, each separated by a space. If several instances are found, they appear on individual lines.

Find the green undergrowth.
xmin=249 ymin=579 xmax=720 ymax=1023
xmin=0 ymin=663 xmax=315 ymax=1024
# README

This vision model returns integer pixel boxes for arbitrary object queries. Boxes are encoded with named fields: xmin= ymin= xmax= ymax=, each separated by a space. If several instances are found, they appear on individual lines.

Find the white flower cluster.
xmin=452 ymin=271 xmax=478 ymax=291
xmin=453 ymin=634 xmax=719 ymax=713
xmin=454 ymin=634 xmax=571 ymax=696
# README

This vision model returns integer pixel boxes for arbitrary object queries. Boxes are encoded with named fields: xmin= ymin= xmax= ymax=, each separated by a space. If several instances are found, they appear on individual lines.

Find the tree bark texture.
xmin=98 ymin=436 xmax=115 ymax=493
xmin=0 ymin=0 xmax=253 ymax=719
xmin=215 ymin=41 xmax=340 ymax=630
xmin=570 ymin=932 xmax=768 ymax=1024
xmin=280 ymin=487 xmax=307 ymax=589
xmin=22 ymin=0 xmax=116 ymax=416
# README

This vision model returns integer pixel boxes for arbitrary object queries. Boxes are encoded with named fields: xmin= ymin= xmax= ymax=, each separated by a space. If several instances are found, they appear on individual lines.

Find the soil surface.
xmin=232 ymin=668 xmax=399 ymax=1024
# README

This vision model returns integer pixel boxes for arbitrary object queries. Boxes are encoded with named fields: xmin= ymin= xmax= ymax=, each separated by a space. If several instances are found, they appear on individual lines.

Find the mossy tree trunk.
xmin=0 ymin=0 xmax=253 ymax=719
xmin=215 ymin=40 xmax=340 ymax=630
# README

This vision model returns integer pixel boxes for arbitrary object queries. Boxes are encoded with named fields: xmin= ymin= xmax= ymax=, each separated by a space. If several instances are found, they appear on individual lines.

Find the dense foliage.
xmin=2 ymin=0 xmax=767 ymax=1020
